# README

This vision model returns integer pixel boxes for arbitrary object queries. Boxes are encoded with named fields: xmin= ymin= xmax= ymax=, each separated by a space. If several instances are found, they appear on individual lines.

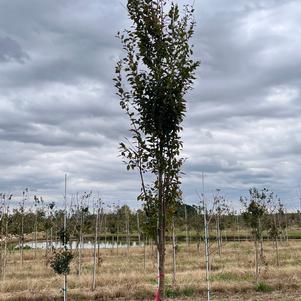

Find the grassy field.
xmin=0 ymin=239 xmax=301 ymax=300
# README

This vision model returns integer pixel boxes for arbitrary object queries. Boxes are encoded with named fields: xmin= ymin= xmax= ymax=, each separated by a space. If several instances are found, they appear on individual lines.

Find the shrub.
xmin=50 ymin=249 xmax=73 ymax=275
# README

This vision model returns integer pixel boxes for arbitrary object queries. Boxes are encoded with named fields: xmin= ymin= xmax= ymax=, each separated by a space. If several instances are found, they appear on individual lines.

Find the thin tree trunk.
xmin=157 ymin=169 xmax=166 ymax=301
xmin=137 ymin=212 xmax=141 ymax=246
xmin=63 ymin=174 xmax=68 ymax=301
xmin=64 ymin=274 xmax=67 ymax=301
xmin=126 ymin=208 xmax=130 ymax=256
xmin=273 ymin=213 xmax=280 ymax=266
xmin=216 ymin=215 xmax=221 ymax=257
xmin=97 ymin=235 xmax=100 ymax=267
xmin=202 ymin=173 xmax=210 ymax=301
xmin=275 ymin=237 xmax=279 ymax=266
xmin=111 ymin=234 xmax=114 ymax=254
xmin=97 ymin=209 xmax=104 ymax=267
xmin=236 ymin=215 xmax=240 ymax=266
xmin=260 ymin=238 xmax=264 ymax=261
xmin=285 ymin=211 xmax=289 ymax=244
xmin=21 ymin=205 xmax=24 ymax=267
xmin=185 ymin=205 xmax=188 ymax=250
xmin=236 ymin=215 xmax=240 ymax=242
xmin=92 ymin=206 xmax=100 ymax=291
xmin=255 ymin=239 xmax=259 ymax=285
xmin=50 ymin=227 xmax=53 ymax=253
xmin=204 ymin=211 xmax=210 ymax=301
xmin=144 ymin=238 xmax=147 ymax=271
xmin=117 ymin=224 xmax=119 ymax=255
xmin=258 ymin=218 xmax=264 ymax=261
xmin=104 ymin=214 xmax=107 ymax=248
xmin=78 ymin=222 xmax=82 ymax=276
xmin=3 ymin=202 xmax=8 ymax=281
xmin=172 ymin=216 xmax=176 ymax=286
xmin=45 ymin=229 xmax=49 ymax=265
xmin=34 ymin=213 xmax=38 ymax=260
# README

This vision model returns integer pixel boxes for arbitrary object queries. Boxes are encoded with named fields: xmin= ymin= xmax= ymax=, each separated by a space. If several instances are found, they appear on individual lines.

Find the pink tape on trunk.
xmin=156 ymin=273 xmax=164 ymax=300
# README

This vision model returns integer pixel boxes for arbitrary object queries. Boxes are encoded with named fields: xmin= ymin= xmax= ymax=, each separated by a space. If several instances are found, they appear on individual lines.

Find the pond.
xmin=15 ymin=240 xmax=143 ymax=250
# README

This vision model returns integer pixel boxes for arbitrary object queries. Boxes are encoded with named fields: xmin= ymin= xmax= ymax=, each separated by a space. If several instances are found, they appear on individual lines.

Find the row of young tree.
xmin=0 ymin=187 xmax=299 ymax=300
xmin=1 ymin=188 xmax=299 ymax=245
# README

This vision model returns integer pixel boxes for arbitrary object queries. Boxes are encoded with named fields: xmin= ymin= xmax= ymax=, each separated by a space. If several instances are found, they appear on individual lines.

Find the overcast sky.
xmin=0 ymin=0 xmax=300 ymax=209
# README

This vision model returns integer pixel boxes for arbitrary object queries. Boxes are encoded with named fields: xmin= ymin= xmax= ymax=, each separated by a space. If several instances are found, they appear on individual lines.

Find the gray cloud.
xmin=0 ymin=36 xmax=30 ymax=63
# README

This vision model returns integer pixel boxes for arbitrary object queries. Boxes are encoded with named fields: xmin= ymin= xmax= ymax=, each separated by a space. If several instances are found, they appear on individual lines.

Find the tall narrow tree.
xmin=115 ymin=1 xmax=199 ymax=299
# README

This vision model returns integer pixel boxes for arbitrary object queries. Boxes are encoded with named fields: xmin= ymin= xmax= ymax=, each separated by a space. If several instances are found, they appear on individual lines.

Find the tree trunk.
xmin=157 ymin=169 xmax=166 ymax=301
xmin=285 ymin=212 xmax=289 ymax=244
xmin=185 ymin=205 xmax=188 ymax=250
xmin=255 ymin=239 xmax=259 ymax=285
xmin=3 ymin=204 xmax=8 ymax=281
xmin=137 ymin=212 xmax=141 ymax=246
xmin=64 ymin=273 xmax=67 ymax=301
xmin=273 ymin=214 xmax=280 ymax=266
xmin=204 ymin=211 xmax=210 ymax=301
xmin=216 ymin=215 xmax=221 ymax=257
xmin=275 ymin=237 xmax=279 ymax=266
xmin=111 ymin=235 xmax=114 ymax=255
xmin=144 ymin=238 xmax=147 ymax=271
xmin=172 ymin=216 xmax=176 ymax=286
xmin=157 ymin=238 xmax=165 ymax=301
xmin=21 ymin=209 xmax=24 ymax=267
xmin=35 ymin=213 xmax=38 ymax=260
xmin=63 ymin=174 xmax=68 ymax=301
xmin=45 ymin=229 xmax=49 ymax=265
xmin=78 ymin=222 xmax=82 ymax=276
xmin=50 ymin=227 xmax=53 ymax=252
xmin=126 ymin=208 xmax=130 ymax=256
xmin=92 ymin=207 xmax=100 ymax=291
xmin=202 ymin=173 xmax=210 ymax=301
xmin=258 ymin=218 xmax=264 ymax=264
xmin=116 ymin=225 xmax=119 ymax=255
xmin=104 ymin=214 xmax=107 ymax=249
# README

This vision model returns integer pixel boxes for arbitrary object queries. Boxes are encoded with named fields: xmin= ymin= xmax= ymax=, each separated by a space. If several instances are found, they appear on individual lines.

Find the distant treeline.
xmin=1 ymin=201 xmax=301 ymax=241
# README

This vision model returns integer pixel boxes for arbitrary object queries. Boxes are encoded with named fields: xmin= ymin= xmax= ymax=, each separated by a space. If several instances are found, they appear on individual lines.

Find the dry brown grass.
xmin=1 ymin=239 xmax=301 ymax=300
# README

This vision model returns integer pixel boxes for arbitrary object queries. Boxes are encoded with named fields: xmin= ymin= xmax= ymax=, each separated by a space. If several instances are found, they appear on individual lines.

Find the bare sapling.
xmin=201 ymin=173 xmax=210 ymax=301
xmin=198 ymin=180 xmax=230 ymax=301
xmin=20 ymin=188 xmax=28 ymax=267
xmin=267 ymin=195 xmax=283 ymax=266
xmin=213 ymin=191 xmax=228 ymax=258
xmin=241 ymin=187 xmax=269 ymax=285
xmin=92 ymin=197 xmax=102 ymax=291
xmin=77 ymin=191 xmax=90 ymax=276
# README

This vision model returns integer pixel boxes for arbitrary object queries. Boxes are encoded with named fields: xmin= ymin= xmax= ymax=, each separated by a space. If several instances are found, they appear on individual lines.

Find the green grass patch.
xmin=149 ymin=278 xmax=157 ymax=285
xmin=211 ymin=271 xmax=253 ymax=282
xmin=165 ymin=286 xmax=195 ymax=298
xmin=255 ymin=281 xmax=273 ymax=292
